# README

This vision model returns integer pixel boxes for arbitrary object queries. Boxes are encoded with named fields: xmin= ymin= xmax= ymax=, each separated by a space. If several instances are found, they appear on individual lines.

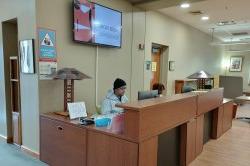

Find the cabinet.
xmin=212 ymin=101 xmax=234 ymax=139
xmin=40 ymin=116 xmax=87 ymax=166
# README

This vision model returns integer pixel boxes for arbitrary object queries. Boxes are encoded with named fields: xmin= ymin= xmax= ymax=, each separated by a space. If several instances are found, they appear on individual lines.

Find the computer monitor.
xmin=138 ymin=90 xmax=159 ymax=100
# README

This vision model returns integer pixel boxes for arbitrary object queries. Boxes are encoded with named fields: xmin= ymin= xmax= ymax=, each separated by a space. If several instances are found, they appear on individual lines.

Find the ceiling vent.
xmin=216 ymin=20 xmax=236 ymax=26
xmin=232 ymin=32 xmax=248 ymax=36
xmin=240 ymin=38 xmax=250 ymax=41
xmin=189 ymin=10 xmax=204 ymax=15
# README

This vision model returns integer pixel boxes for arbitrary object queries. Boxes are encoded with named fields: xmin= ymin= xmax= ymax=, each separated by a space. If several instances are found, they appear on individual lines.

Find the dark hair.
xmin=113 ymin=78 xmax=126 ymax=90
xmin=152 ymin=83 xmax=165 ymax=94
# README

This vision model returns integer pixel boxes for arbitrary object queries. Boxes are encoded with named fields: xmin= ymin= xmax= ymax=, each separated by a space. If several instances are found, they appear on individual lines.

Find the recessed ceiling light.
xmin=180 ymin=3 xmax=190 ymax=8
xmin=201 ymin=16 xmax=209 ymax=21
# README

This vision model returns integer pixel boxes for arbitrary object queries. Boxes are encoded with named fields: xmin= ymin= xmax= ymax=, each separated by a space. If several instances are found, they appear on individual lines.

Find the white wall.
xmin=0 ymin=0 xmax=39 ymax=153
xmin=144 ymin=11 xmax=224 ymax=94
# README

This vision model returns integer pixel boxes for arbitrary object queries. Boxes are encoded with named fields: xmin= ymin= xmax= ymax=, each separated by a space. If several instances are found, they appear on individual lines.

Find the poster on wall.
xmin=38 ymin=28 xmax=57 ymax=79
xmin=229 ymin=56 xmax=243 ymax=72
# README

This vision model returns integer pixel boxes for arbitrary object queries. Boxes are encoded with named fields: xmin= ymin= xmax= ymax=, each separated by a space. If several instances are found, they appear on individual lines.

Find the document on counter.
xmin=68 ymin=102 xmax=87 ymax=119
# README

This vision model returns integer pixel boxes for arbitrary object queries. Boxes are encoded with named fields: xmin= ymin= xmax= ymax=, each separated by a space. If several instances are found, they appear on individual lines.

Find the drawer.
xmin=40 ymin=116 xmax=86 ymax=166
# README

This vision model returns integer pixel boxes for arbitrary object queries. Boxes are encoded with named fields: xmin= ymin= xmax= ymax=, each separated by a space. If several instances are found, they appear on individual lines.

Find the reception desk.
xmin=40 ymin=88 xmax=233 ymax=166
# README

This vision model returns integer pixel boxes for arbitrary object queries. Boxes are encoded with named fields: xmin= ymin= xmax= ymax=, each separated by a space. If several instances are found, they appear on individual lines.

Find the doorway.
xmin=2 ymin=19 xmax=22 ymax=146
xmin=150 ymin=43 xmax=169 ymax=94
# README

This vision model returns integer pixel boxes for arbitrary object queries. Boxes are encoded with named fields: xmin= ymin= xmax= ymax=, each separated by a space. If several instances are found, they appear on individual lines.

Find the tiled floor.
xmin=0 ymin=138 xmax=47 ymax=166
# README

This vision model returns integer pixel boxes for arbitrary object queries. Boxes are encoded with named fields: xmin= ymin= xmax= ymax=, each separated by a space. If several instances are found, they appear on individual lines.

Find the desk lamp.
xmin=50 ymin=68 xmax=91 ymax=113
xmin=187 ymin=70 xmax=214 ymax=89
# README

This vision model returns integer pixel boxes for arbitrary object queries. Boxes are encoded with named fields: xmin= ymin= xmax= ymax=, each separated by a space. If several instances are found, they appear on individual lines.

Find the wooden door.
xmin=151 ymin=48 xmax=161 ymax=89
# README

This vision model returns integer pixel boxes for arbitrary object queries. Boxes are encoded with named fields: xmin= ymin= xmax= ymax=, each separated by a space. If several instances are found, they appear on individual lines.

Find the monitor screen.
xmin=138 ymin=90 xmax=159 ymax=101
xmin=73 ymin=0 xmax=122 ymax=47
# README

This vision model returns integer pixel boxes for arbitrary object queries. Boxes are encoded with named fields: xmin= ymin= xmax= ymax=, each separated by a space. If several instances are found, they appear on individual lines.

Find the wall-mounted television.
xmin=73 ymin=0 xmax=122 ymax=48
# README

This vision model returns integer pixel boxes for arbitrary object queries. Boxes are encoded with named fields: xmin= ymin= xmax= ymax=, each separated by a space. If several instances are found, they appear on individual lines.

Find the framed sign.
xmin=38 ymin=28 xmax=57 ymax=62
xmin=229 ymin=56 xmax=243 ymax=72
xmin=38 ymin=28 xmax=57 ymax=80
xmin=169 ymin=61 xmax=175 ymax=71
xmin=20 ymin=39 xmax=35 ymax=74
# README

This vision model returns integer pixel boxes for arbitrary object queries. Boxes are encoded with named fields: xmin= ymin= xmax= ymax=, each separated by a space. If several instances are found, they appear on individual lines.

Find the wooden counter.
xmin=40 ymin=88 xmax=233 ymax=166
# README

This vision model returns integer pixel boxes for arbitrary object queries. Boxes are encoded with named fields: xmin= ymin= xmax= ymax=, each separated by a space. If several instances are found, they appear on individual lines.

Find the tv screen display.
xmin=73 ymin=0 xmax=122 ymax=47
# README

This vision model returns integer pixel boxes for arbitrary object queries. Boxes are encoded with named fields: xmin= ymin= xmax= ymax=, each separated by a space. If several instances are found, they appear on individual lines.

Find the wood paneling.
xmin=212 ymin=101 xmax=233 ymax=139
xmin=87 ymin=131 xmax=138 ymax=166
xmin=139 ymin=137 xmax=158 ymax=166
xmin=212 ymin=106 xmax=224 ymax=139
xmin=40 ymin=117 xmax=86 ymax=166
xmin=180 ymin=119 xmax=197 ymax=166
xmin=180 ymin=115 xmax=204 ymax=166
xmin=222 ymin=102 xmax=233 ymax=133
xmin=197 ymin=88 xmax=223 ymax=115
xmin=124 ymin=110 xmax=140 ymax=141
xmin=195 ymin=115 xmax=204 ymax=156
xmin=138 ymin=96 xmax=196 ymax=141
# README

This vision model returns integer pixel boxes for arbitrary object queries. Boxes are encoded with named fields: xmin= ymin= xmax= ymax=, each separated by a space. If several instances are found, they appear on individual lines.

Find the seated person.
xmin=152 ymin=83 xmax=165 ymax=96
xmin=101 ymin=78 xmax=128 ymax=115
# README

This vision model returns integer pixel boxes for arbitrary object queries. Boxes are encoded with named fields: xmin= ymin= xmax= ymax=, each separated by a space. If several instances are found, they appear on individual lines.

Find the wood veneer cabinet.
xmin=40 ymin=116 xmax=87 ymax=166
xmin=40 ymin=88 xmax=232 ymax=166
xmin=212 ymin=99 xmax=234 ymax=139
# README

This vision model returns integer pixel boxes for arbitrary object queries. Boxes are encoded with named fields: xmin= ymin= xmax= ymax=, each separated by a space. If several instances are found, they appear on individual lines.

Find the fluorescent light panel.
xmin=180 ymin=3 xmax=190 ymax=8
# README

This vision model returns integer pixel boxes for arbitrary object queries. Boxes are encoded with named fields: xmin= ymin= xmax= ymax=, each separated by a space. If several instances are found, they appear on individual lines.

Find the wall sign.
xmin=169 ymin=61 xmax=175 ymax=71
xmin=38 ymin=28 xmax=57 ymax=79
xmin=152 ymin=62 xmax=157 ymax=72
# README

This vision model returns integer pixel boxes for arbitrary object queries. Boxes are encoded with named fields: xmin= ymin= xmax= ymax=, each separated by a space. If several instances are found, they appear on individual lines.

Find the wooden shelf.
xmin=10 ymin=56 xmax=18 ymax=60
xmin=10 ymin=79 xmax=19 ymax=82
xmin=9 ymin=56 xmax=21 ymax=145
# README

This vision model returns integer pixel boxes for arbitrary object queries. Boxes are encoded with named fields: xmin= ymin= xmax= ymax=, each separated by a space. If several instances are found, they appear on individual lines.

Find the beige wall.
xmin=37 ymin=0 xmax=136 ymax=115
xmin=144 ymin=11 xmax=224 ymax=94
xmin=0 ymin=0 xmax=225 ymax=152
xmin=0 ymin=0 xmax=39 ymax=153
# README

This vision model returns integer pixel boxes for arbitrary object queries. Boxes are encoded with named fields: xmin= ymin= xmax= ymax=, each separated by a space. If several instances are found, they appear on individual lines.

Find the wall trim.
xmin=21 ymin=145 xmax=40 ymax=159
xmin=0 ymin=134 xmax=7 ymax=139
xmin=1 ymin=136 xmax=40 ymax=159
xmin=0 ymin=134 xmax=13 ymax=143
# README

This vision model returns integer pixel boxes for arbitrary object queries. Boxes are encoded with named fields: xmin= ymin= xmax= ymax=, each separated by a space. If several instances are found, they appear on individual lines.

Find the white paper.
xmin=68 ymin=102 xmax=87 ymax=119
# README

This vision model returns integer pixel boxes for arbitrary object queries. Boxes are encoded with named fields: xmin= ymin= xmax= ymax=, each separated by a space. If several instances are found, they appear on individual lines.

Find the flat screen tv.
xmin=73 ymin=0 xmax=122 ymax=48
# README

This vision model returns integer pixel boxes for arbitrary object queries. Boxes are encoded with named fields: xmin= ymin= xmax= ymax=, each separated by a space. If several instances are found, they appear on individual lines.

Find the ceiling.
xmin=158 ymin=0 xmax=250 ymax=43
xmin=127 ymin=0 xmax=205 ymax=10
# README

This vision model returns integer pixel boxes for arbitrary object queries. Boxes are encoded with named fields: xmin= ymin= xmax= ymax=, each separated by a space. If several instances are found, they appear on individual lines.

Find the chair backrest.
xmin=138 ymin=90 xmax=159 ymax=100
xmin=219 ymin=76 xmax=243 ymax=99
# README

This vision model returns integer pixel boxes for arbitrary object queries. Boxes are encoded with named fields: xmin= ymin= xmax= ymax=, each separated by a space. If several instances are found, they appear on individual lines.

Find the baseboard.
xmin=1 ymin=135 xmax=40 ymax=159
xmin=21 ymin=145 xmax=40 ymax=159
xmin=0 ymin=134 xmax=7 ymax=140
xmin=0 ymin=134 xmax=13 ymax=143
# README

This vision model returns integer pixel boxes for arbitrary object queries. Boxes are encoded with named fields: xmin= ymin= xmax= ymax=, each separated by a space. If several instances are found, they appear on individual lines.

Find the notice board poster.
xmin=38 ymin=28 xmax=57 ymax=79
